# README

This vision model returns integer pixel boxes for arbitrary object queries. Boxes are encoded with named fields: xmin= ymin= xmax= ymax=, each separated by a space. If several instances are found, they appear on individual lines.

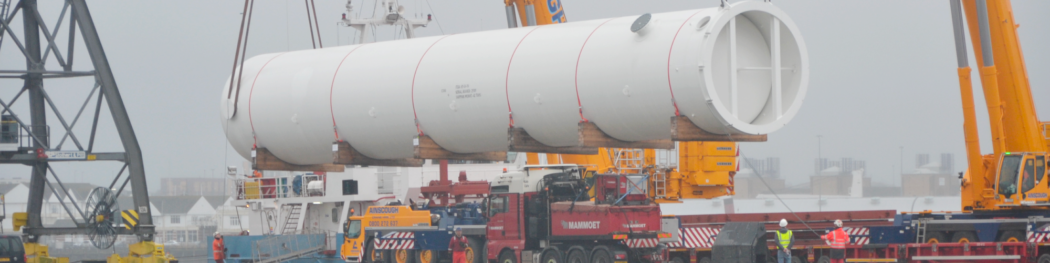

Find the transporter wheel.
xmin=697 ymin=257 xmax=711 ymax=263
xmin=541 ymin=249 xmax=563 ymax=263
xmin=566 ymin=248 xmax=588 ymax=263
xmin=924 ymin=232 xmax=947 ymax=244
xmin=791 ymin=255 xmax=803 ymax=263
xmin=499 ymin=251 xmax=517 ymax=263
xmin=951 ymin=231 xmax=977 ymax=243
xmin=466 ymin=238 xmax=485 ymax=263
xmin=589 ymin=247 xmax=611 ymax=263
xmin=418 ymin=250 xmax=434 ymax=263
xmin=396 ymin=249 xmax=415 ymax=263
xmin=669 ymin=256 xmax=685 ymax=263
xmin=1037 ymin=254 xmax=1050 ymax=263
xmin=999 ymin=230 xmax=1025 ymax=242
xmin=817 ymin=255 xmax=830 ymax=263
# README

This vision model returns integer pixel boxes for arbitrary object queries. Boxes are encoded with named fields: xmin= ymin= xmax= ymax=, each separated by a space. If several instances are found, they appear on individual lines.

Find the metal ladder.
xmin=282 ymin=204 xmax=303 ymax=234
xmin=653 ymin=171 xmax=667 ymax=199
xmin=915 ymin=218 xmax=929 ymax=243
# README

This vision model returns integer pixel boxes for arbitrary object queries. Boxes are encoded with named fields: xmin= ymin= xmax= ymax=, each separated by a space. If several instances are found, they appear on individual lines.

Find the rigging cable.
xmin=304 ymin=0 xmax=317 ymax=48
xmin=311 ymin=0 xmax=323 ymax=48
xmin=718 ymin=126 xmax=819 ymax=234
xmin=423 ymin=0 xmax=444 ymax=34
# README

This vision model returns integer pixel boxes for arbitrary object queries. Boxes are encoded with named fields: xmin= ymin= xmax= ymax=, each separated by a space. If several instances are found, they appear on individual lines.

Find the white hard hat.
xmin=779 ymin=219 xmax=788 ymax=227
xmin=834 ymin=219 xmax=843 ymax=228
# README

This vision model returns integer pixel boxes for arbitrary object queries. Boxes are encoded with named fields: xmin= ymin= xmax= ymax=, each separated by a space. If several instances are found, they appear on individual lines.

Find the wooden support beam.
xmin=414 ymin=135 xmax=507 ymax=161
xmin=508 ymin=127 xmax=598 ymax=154
xmin=577 ymin=122 xmax=674 ymax=149
xmin=332 ymin=141 xmax=424 ymax=167
xmin=253 ymin=148 xmax=345 ymax=172
xmin=670 ymin=116 xmax=767 ymax=142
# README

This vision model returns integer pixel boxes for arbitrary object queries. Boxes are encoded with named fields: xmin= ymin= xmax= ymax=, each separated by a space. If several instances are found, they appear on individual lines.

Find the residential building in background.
xmin=159 ymin=177 xmax=235 ymax=196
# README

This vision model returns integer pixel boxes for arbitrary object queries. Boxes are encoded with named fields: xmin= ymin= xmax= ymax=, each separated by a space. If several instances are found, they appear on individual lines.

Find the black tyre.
xmin=817 ymin=255 xmax=830 ymax=263
xmin=590 ymin=247 xmax=612 ymax=263
xmin=465 ymin=238 xmax=485 ymax=263
xmin=792 ymin=255 xmax=803 ymax=263
xmin=395 ymin=249 xmax=415 ymax=263
xmin=566 ymin=248 xmax=588 ymax=263
xmin=1000 ymin=230 xmax=1025 ymax=242
xmin=698 ymin=257 xmax=712 ymax=263
xmin=417 ymin=250 xmax=436 ymax=263
xmin=499 ymin=251 xmax=517 ymax=263
xmin=541 ymin=250 xmax=563 ymax=263
xmin=670 ymin=256 xmax=685 ymax=263
xmin=951 ymin=231 xmax=978 ymax=243
xmin=925 ymin=232 xmax=947 ymax=243
xmin=366 ymin=239 xmax=388 ymax=263
xmin=1038 ymin=254 xmax=1050 ymax=263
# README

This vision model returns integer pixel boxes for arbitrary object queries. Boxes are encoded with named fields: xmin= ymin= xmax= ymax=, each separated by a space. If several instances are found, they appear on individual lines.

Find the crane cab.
xmin=994 ymin=153 xmax=1049 ymax=207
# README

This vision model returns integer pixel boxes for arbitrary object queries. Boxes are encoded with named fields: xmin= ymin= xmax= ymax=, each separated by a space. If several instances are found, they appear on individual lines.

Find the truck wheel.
xmin=367 ymin=240 xmax=388 ymax=263
xmin=466 ymin=238 xmax=485 ymax=263
xmin=697 ymin=257 xmax=711 ymax=263
xmin=542 ymin=250 xmax=563 ymax=263
xmin=499 ymin=251 xmax=517 ymax=263
xmin=999 ymin=231 xmax=1025 ymax=242
xmin=791 ymin=255 xmax=802 ymax=263
xmin=951 ymin=231 xmax=977 ymax=243
xmin=418 ymin=250 xmax=434 ymax=263
xmin=817 ymin=255 xmax=830 ymax=263
xmin=396 ymin=249 xmax=415 ymax=263
xmin=589 ymin=248 xmax=611 ymax=263
xmin=670 ymin=256 xmax=685 ymax=263
xmin=1038 ymin=254 xmax=1050 ymax=263
xmin=925 ymin=232 xmax=947 ymax=243
xmin=566 ymin=248 xmax=587 ymax=263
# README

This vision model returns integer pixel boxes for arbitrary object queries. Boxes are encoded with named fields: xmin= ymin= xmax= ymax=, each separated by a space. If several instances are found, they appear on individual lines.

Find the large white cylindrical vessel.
xmin=221 ymin=1 xmax=808 ymax=165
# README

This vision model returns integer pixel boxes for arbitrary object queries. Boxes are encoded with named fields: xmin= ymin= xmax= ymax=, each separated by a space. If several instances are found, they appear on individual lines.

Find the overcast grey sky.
xmin=0 ymin=0 xmax=1048 ymax=191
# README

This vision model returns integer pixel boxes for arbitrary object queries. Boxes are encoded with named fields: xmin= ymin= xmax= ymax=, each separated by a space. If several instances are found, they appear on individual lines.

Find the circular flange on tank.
xmin=671 ymin=1 xmax=808 ymax=136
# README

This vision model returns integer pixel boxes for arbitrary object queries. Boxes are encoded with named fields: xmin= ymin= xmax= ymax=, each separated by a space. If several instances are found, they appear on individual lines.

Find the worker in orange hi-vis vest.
xmin=821 ymin=220 xmax=849 ymax=263
xmin=213 ymin=232 xmax=227 ymax=263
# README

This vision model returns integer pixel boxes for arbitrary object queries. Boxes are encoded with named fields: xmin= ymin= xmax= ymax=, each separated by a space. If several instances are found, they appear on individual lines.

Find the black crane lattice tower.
xmin=0 ymin=0 xmax=153 ymax=242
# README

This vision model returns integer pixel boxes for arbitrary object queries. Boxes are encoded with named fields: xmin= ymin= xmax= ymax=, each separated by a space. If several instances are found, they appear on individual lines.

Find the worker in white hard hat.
xmin=821 ymin=219 xmax=849 ymax=263
xmin=775 ymin=219 xmax=794 ymax=263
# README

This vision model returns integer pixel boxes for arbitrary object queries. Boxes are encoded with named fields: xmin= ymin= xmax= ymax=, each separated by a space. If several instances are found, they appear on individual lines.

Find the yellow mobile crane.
xmin=955 ymin=0 xmax=1050 ymax=212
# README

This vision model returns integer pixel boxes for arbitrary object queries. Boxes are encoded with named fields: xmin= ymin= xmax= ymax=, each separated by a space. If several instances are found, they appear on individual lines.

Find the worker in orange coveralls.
xmin=449 ymin=227 xmax=468 ymax=263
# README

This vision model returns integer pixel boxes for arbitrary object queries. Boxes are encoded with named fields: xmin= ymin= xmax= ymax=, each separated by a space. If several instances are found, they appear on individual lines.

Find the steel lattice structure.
xmin=0 ymin=0 xmax=153 ymax=242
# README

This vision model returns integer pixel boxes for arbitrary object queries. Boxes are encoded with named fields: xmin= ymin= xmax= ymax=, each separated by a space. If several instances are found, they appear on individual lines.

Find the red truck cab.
xmin=485 ymin=165 xmax=665 ymax=263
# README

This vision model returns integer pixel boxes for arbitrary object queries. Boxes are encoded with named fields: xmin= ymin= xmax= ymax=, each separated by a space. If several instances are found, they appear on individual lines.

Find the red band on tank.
xmin=574 ymin=18 xmax=616 ymax=123
xmin=248 ymin=52 xmax=289 ymax=145
xmin=505 ymin=27 xmax=542 ymax=128
xmin=411 ymin=35 xmax=453 ymax=136
xmin=667 ymin=10 xmax=706 ymax=117
xmin=330 ymin=45 xmax=367 ymax=140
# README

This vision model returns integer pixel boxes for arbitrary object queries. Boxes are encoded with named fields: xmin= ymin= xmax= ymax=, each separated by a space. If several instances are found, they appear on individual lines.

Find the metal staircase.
xmin=282 ymin=203 xmax=303 ymax=234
